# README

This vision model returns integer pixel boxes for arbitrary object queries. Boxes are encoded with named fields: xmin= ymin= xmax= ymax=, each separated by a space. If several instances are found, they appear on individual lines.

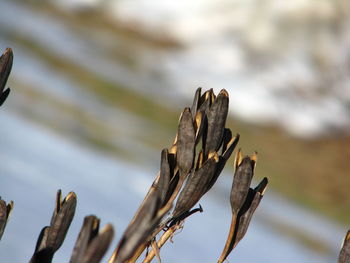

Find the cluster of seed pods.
xmin=0 ymin=46 xmax=348 ymax=263
xmin=108 ymin=89 xmax=232 ymax=262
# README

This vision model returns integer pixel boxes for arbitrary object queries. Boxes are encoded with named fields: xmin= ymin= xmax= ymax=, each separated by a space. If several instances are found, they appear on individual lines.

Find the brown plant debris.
xmin=0 ymin=48 xmax=13 ymax=106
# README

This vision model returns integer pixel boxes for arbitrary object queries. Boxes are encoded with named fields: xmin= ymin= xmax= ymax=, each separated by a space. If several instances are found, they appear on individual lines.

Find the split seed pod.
xmin=30 ymin=190 xmax=77 ymax=263
xmin=230 ymin=151 xmax=256 ymax=214
xmin=70 ymin=215 xmax=114 ymax=263
xmin=218 ymin=152 xmax=268 ymax=263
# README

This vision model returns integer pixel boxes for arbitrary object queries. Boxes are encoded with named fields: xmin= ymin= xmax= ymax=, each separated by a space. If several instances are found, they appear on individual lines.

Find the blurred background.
xmin=0 ymin=0 xmax=349 ymax=262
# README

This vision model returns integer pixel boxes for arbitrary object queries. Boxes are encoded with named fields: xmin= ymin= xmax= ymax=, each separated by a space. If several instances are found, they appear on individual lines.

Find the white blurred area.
xmin=52 ymin=0 xmax=350 ymax=138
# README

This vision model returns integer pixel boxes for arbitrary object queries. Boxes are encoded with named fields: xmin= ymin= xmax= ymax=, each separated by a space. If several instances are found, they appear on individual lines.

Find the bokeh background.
xmin=0 ymin=0 xmax=349 ymax=262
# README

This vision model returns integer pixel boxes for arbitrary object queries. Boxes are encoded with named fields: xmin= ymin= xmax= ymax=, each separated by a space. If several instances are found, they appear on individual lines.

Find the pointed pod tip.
xmin=208 ymin=151 xmax=219 ymax=162
xmin=255 ymin=177 xmax=268 ymax=195
xmin=219 ymin=89 xmax=229 ymax=98
xmin=169 ymin=145 xmax=177 ymax=154
xmin=101 ymin=223 xmax=114 ymax=235
xmin=234 ymin=149 xmax=243 ymax=169
xmin=66 ymin=192 xmax=77 ymax=201
xmin=5 ymin=48 xmax=13 ymax=57
xmin=250 ymin=152 xmax=258 ymax=163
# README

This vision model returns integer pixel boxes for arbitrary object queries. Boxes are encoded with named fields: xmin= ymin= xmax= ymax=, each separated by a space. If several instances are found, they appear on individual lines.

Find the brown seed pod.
xmin=30 ymin=191 xmax=77 ymax=263
xmin=47 ymin=191 xmax=77 ymax=252
xmin=205 ymin=89 xmax=229 ymax=157
xmin=230 ymin=152 xmax=256 ymax=214
xmin=71 ymin=215 xmax=114 ymax=263
xmin=176 ymin=108 xmax=195 ymax=177
xmin=70 ymin=215 xmax=100 ymax=263
xmin=172 ymin=152 xmax=219 ymax=218
xmin=112 ymin=190 xmax=162 ymax=263
xmin=81 ymin=224 xmax=114 ymax=263
xmin=159 ymin=148 xmax=171 ymax=203
xmin=191 ymin=87 xmax=202 ymax=120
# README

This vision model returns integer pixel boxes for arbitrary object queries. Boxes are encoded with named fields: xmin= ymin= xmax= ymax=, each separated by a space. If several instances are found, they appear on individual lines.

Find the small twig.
xmin=151 ymin=238 xmax=161 ymax=263
xmin=168 ymin=204 xmax=203 ymax=228
xmin=142 ymin=224 xmax=182 ymax=263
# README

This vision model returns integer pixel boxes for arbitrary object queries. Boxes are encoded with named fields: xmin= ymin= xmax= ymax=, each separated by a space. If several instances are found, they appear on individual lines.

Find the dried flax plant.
xmin=108 ymin=87 xmax=267 ymax=263
xmin=0 ymin=46 xmax=349 ymax=263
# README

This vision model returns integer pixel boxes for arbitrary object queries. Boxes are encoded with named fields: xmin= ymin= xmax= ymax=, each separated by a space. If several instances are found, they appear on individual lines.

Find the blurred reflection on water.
xmin=0 ymin=1 xmax=349 ymax=262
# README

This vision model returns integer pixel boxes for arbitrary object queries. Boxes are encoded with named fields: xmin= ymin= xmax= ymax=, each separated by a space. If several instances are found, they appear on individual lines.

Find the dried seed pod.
xmin=235 ymin=183 xmax=266 ymax=245
xmin=205 ymin=89 xmax=229 ymax=157
xmin=0 ymin=48 xmax=13 ymax=106
xmin=30 ymin=227 xmax=54 ymax=263
xmin=339 ymin=230 xmax=350 ymax=263
xmin=34 ymin=226 xmax=50 ymax=254
xmin=176 ymin=108 xmax=195 ymax=176
xmin=111 ymin=190 xmax=162 ymax=263
xmin=82 ymin=224 xmax=114 ymax=263
xmin=230 ymin=151 xmax=256 ymax=214
xmin=191 ymin=87 xmax=201 ymax=120
xmin=172 ymin=152 xmax=219 ymax=218
xmin=30 ymin=190 xmax=77 ymax=263
xmin=71 ymin=216 xmax=114 ymax=263
xmin=70 ymin=216 xmax=100 ymax=263
xmin=159 ymin=149 xmax=171 ymax=203
xmin=0 ymin=198 xmax=13 ymax=240
xmin=47 ymin=191 xmax=77 ymax=252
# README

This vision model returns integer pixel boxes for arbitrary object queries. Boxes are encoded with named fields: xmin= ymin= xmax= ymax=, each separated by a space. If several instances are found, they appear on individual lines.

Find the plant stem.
xmin=142 ymin=225 xmax=180 ymax=263
xmin=217 ymin=213 xmax=237 ymax=263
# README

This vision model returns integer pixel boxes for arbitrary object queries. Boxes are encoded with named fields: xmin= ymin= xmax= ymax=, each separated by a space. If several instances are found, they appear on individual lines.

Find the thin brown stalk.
xmin=142 ymin=225 xmax=181 ymax=263
xmin=217 ymin=213 xmax=237 ymax=263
